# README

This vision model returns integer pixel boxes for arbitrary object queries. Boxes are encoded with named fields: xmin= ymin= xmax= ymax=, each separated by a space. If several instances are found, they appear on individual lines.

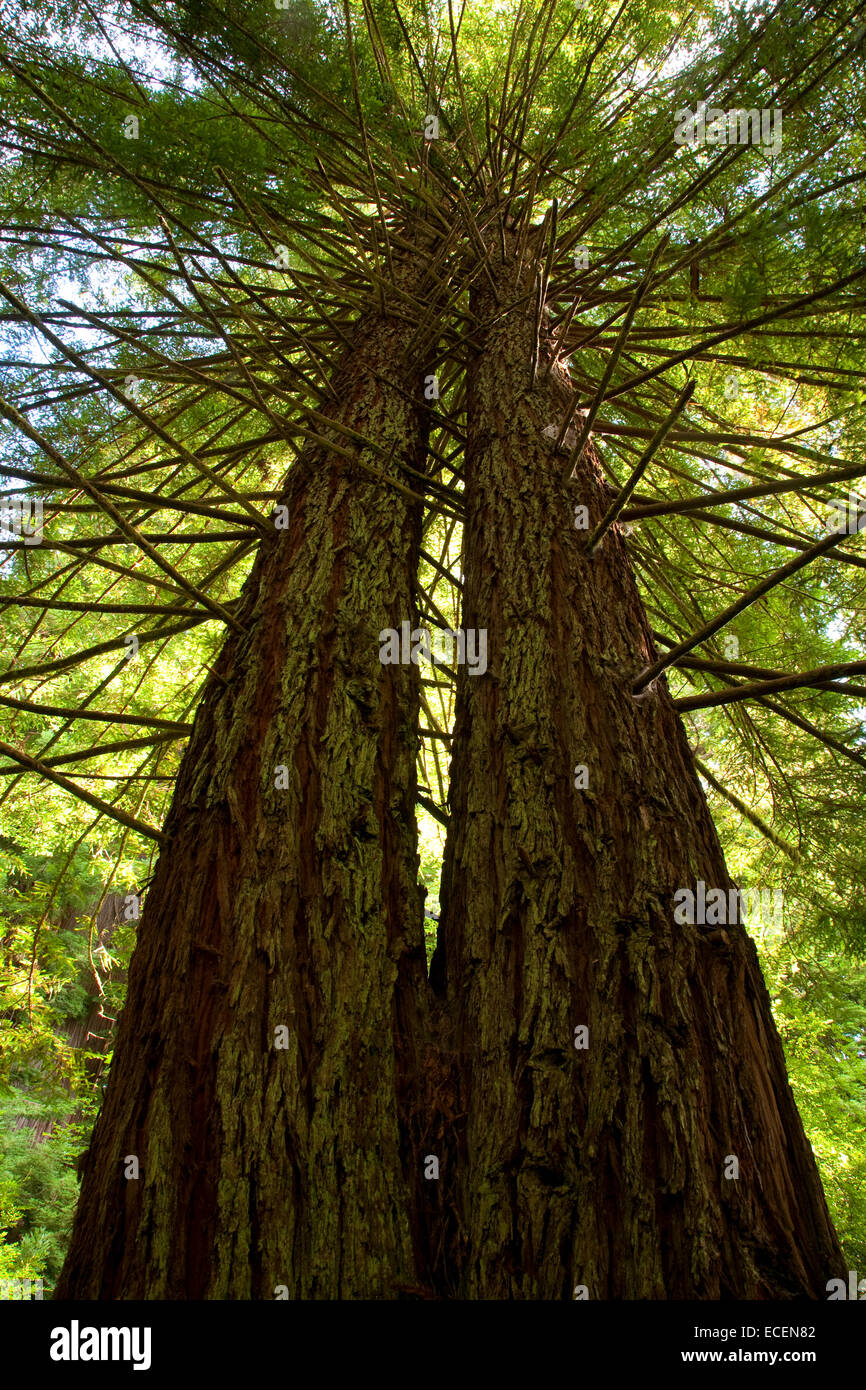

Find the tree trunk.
xmin=56 ymin=275 xmax=435 ymax=1299
xmin=432 ymin=228 xmax=846 ymax=1298
xmin=13 ymin=893 xmax=125 ymax=1149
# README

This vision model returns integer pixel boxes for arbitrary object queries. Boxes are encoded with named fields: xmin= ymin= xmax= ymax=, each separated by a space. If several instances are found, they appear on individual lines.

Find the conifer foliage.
xmin=0 ymin=0 xmax=865 ymax=1297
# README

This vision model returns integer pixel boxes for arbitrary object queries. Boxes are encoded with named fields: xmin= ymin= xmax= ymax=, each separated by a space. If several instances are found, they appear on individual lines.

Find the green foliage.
xmin=762 ymin=939 xmax=866 ymax=1268
xmin=0 ymin=1099 xmax=82 ymax=1296
xmin=0 ymin=0 xmax=864 ymax=1283
xmin=0 ymin=842 xmax=133 ymax=1292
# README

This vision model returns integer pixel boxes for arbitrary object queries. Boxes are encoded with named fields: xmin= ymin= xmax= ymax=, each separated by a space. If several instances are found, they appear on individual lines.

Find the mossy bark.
xmin=54 ymin=225 xmax=845 ymax=1302
xmin=56 ymin=291 xmax=433 ymax=1300
xmin=432 ymin=232 xmax=845 ymax=1299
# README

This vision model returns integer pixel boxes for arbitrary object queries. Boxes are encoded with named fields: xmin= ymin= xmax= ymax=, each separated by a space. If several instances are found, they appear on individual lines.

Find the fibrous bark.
xmin=432 ymin=228 xmax=845 ymax=1298
xmin=56 ymin=268 xmax=437 ymax=1299
xmin=55 ymin=213 xmax=845 ymax=1302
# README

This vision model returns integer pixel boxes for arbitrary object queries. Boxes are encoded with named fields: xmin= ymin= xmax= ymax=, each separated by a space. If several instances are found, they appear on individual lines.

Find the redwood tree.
xmin=433 ymin=224 xmax=843 ymax=1296
xmin=0 ymin=0 xmax=863 ymax=1298
xmin=52 ymin=254 xmax=455 ymax=1296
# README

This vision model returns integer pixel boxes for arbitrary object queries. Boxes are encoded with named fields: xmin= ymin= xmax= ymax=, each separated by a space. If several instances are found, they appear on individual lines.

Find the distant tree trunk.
xmin=432 ymin=228 xmax=845 ymax=1298
xmin=12 ymin=893 xmax=125 ymax=1148
xmin=65 ymin=893 xmax=126 ymax=1130
xmin=56 ymin=270 xmax=436 ymax=1299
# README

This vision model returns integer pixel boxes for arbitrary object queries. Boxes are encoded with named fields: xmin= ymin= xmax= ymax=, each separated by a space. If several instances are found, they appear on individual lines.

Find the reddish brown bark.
xmin=432 ymin=228 xmax=845 ymax=1298
xmin=53 ymin=220 xmax=845 ymax=1302
xmin=56 ymin=278 xmax=437 ymax=1299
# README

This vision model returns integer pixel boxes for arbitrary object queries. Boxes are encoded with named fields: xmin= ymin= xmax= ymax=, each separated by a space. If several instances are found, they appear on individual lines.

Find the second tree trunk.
xmin=432 ymin=229 xmax=845 ymax=1299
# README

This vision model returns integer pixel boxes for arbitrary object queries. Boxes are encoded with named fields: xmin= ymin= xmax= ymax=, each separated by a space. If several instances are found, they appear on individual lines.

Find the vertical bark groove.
xmin=54 ymin=219 xmax=844 ymax=1302
xmin=433 ymin=228 xmax=845 ymax=1299
xmin=56 ymin=270 xmax=437 ymax=1299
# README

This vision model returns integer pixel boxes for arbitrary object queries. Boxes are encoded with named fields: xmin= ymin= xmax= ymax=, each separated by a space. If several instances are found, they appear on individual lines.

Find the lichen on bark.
xmin=56 ymin=271 xmax=437 ymax=1300
xmin=432 ymin=228 xmax=844 ymax=1299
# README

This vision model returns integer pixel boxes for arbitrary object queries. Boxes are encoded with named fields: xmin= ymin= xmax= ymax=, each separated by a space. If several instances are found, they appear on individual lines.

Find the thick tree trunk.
xmin=432 ymin=230 xmax=846 ymax=1298
xmin=56 ymin=278 xmax=435 ymax=1299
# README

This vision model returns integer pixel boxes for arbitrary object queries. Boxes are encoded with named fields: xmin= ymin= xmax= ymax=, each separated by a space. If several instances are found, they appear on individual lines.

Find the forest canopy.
xmin=0 ymin=0 xmax=864 ymax=1299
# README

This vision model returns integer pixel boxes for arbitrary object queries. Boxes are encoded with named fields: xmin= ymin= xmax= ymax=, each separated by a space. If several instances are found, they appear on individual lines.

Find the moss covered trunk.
xmin=432 ymin=230 xmax=845 ymax=1299
xmin=56 ymin=279 xmax=434 ymax=1299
